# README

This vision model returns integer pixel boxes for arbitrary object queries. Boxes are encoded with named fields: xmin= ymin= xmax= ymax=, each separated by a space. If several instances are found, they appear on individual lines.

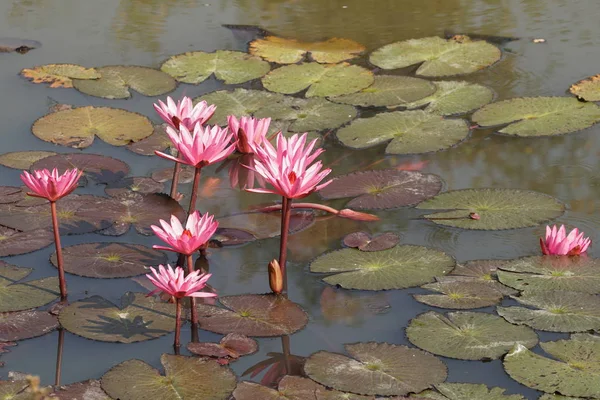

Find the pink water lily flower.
xmin=153 ymin=96 xmax=216 ymax=131
xmin=20 ymin=168 xmax=82 ymax=202
xmin=155 ymin=124 xmax=235 ymax=168
xmin=151 ymin=211 xmax=218 ymax=255
xmin=247 ymin=132 xmax=332 ymax=199
xmin=227 ymin=115 xmax=271 ymax=154
xmin=540 ymin=224 xmax=591 ymax=256
xmin=146 ymin=264 xmax=217 ymax=299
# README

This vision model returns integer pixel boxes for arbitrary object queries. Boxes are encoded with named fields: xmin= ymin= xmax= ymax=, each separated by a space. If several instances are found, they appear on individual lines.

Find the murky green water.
xmin=1 ymin=0 xmax=600 ymax=398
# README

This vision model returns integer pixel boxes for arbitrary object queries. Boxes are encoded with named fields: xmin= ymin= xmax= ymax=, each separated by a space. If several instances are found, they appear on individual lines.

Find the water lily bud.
xmin=268 ymin=259 xmax=283 ymax=294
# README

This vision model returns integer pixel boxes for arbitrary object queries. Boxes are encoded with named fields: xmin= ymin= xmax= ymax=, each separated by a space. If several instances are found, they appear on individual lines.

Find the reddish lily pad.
xmin=187 ymin=333 xmax=258 ymax=360
xmin=31 ymin=153 xmax=130 ymax=185
xmin=0 ymin=310 xmax=58 ymax=341
xmin=217 ymin=211 xmax=315 ymax=239
xmin=126 ymin=124 xmax=171 ymax=156
xmin=0 ymin=262 xmax=59 ymax=312
xmin=319 ymin=169 xmax=443 ymax=210
xmin=0 ymin=227 xmax=54 ymax=257
xmin=343 ymin=231 xmax=400 ymax=251
xmin=104 ymin=177 xmax=164 ymax=197
xmin=0 ymin=151 xmax=56 ymax=170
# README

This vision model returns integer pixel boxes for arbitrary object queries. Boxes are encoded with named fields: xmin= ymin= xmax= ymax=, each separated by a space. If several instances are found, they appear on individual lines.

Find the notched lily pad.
xmin=570 ymin=74 xmax=600 ymax=102
xmin=31 ymin=153 xmax=130 ymax=185
xmin=250 ymin=36 xmax=365 ymax=64
xmin=304 ymin=342 xmax=447 ymax=396
xmin=0 ymin=227 xmax=54 ymax=257
xmin=342 ymin=231 xmax=400 ymax=252
xmin=441 ymin=259 xmax=517 ymax=296
xmin=416 ymin=188 xmax=565 ymax=230
xmin=59 ymin=292 xmax=176 ymax=343
xmin=406 ymin=311 xmax=538 ymax=360
xmin=416 ymin=382 xmax=526 ymax=400
xmin=218 ymin=211 xmax=314 ymax=240
xmin=104 ymin=177 xmax=164 ymax=197
xmin=0 ymin=151 xmax=56 ymax=170
xmin=187 ymin=333 xmax=258 ymax=361
xmin=414 ymin=280 xmax=504 ymax=309
xmin=0 ymin=310 xmax=58 ymax=341
xmin=161 ymin=50 xmax=270 ymax=84
xmin=195 ymin=294 xmax=308 ymax=337
xmin=310 ymin=245 xmax=455 ymax=291
xmin=0 ymin=262 xmax=59 ymax=312
xmin=404 ymin=81 xmax=494 ymax=115
xmin=20 ymin=64 xmax=99 ymax=88
xmin=336 ymin=110 xmax=469 ymax=155
xmin=126 ymin=124 xmax=171 ymax=156
xmin=319 ymin=169 xmax=443 ymax=209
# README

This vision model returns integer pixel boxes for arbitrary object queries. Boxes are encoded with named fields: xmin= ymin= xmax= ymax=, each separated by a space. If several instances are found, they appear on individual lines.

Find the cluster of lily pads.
xmin=2 ymin=31 xmax=600 ymax=400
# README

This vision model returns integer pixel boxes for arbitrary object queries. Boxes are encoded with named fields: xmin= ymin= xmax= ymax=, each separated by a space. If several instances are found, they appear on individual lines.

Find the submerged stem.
xmin=54 ymin=328 xmax=64 ymax=387
xmin=174 ymin=298 xmax=182 ymax=348
xmin=50 ymin=201 xmax=67 ymax=300
xmin=187 ymin=254 xmax=199 ymax=343
xmin=278 ymin=197 xmax=292 ymax=294
xmin=169 ymin=161 xmax=181 ymax=199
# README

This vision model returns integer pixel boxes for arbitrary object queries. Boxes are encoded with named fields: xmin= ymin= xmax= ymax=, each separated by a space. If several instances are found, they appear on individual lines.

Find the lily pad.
xmin=496 ymin=256 xmax=600 ymax=293
xmin=161 ymin=50 xmax=270 ymax=84
xmin=0 ymin=310 xmax=58 ymax=341
xmin=304 ymin=342 xmax=447 ymax=396
xmin=342 ymin=231 xmax=400 ymax=251
xmin=31 ymin=153 xmax=130 ymax=185
xmin=0 ymin=263 xmax=59 ymax=312
xmin=50 ymin=242 xmax=167 ymax=279
xmin=319 ymin=169 xmax=443 ymax=209
xmin=416 ymin=383 xmax=525 ymax=400
xmin=194 ymin=88 xmax=285 ymax=126
xmin=211 ymin=228 xmax=256 ymax=247
xmin=195 ymin=294 xmax=308 ymax=337
xmin=538 ymin=395 xmax=583 ymax=400
xmin=416 ymin=188 xmax=565 ymax=230
xmin=331 ymin=75 xmax=436 ymax=107
xmin=414 ymin=280 xmax=504 ymax=309
xmin=59 ymin=292 xmax=176 ymax=343
xmin=187 ymin=333 xmax=258 ymax=360
xmin=233 ymin=376 xmax=375 ymax=399
xmin=250 ymin=36 xmax=365 ymax=64
xmin=48 ymin=380 xmax=110 ymax=400
xmin=404 ymin=81 xmax=494 ymax=115
xmin=309 ymin=245 xmax=455 ymax=290
xmin=218 ymin=211 xmax=315 ymax=240
xmin=370 ymin=36 xmax=501 ymax=77
xmin=20 ymin=64 xmax=100 ymax=88
xmin=336 ymin=110 xmax=469 ymax=155
xmin=497 ymin=290 xmax=600 ymax=332
xmin=406 ymin=311 xmax=538 ymax=360
xmin=126 ymin=124 xmax=171 ymax=156
xmin=253 ymin=97 xmax=357 ymax=132
xmin=262 ymin=63 xmax=374 ymax=97
xmin=570 ymin=74 xmax=600 ymax=102
xmin=104 ymin=177 xmax=164 ymax=197
xmin=0 ymin=151 xmax=56 ymax=170
xmin=0 ymin=227 xmax=54 ymax=257
xmin=503 ymin=338 xmax=600 ymax=398
xmin=73 ymin=65 xmax=177 ymax=99
xmin=0 ymin=37 xmax=41 ymax=53
xmin=101 ymin=354 xmax=236 ymax=400
xmin=471 ymin=97 xmax=600 ymax=136
xmin=0 ymin=187 xmax=23 ymax=204
xmin=151 ymin=165 xmax=195 ymax=184
xmin=0 ymin=381 xmax=32 ymax=399
xmin=441 ymin=259 xmax=518 ymax=296
xmin=32 ymin=106 xmax=153 ymax=149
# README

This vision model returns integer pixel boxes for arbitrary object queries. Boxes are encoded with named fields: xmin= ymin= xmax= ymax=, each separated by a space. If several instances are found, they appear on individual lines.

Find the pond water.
xmin=1 ymin=0 xmax=600 ymax=399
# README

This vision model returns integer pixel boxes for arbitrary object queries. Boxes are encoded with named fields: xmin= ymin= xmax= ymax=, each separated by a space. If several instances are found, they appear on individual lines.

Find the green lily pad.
xmin=496 ymin=256 xmax=600 ymax=293
xmin=406 ymin=311 xmax=538 ymax=360
xmin=309 ymin=245 xmax=455 ymax=290
xmin=330 ymin=75 xmax=436 ymax=107
xmin=416 ymin=188 xmax=565 ymax=230
xmin=194 ymin=88 xmax=285 ymax=126
xmin=0 ymin=310 xmax=58 ymax=341
xmin=335 ymin=110 xmax=469 ymax=155
xmin=416 ymin=383 xmax=526 ymax=400
xmin=342 ymin=231 xmax=401 ymax=252
xmin=31 ymin=153 xmax=130 ymax=184
xmin=104 ymin=177 xmax=164 ymax=197
xmin=497 ymin=290 xmax=600 ymax=332
xmin=0 ymin=380 xmax=32 ymax=399
xmin=262 ymin=62 xmax=374 ymax=97
xmin=59 ymin=292 xmax=176 ymax=343
xmin=73 ymin=65 xmax=176 ymax=99
xmin=414 ymin=280 xmax=504 ymax=309
xmin=503 ymin=338 xmax=600 ymax=398
xmin=318 ymin=169 xmax=443 ymax=209
xmin=0 ymin=262 xmax=59 ymax=312
xmin=471 ymin=97 xmax=600 ymax=136
xmin=217 ymin=211 xmax=315 ymax=240
xmin=304 ymin=342 xmax=447 ymax=396
xmin=253 ymin=97 xmax=356 ymax=132
xmin=0 ymin=151 xmax=56 ymax=170
xmin=570 ymin=74 xmax=600 ymax=102
xmin=20 ymin=63 xmax=100 ymax=88
xmin=404 ymin=81 xmax=494 ymax=115
xmin=0 ymin=227 xmax=54 ymax=257
xmin=126 ymin=124 xmax=171 ymax=156
xmin=160 ymin=50 xmax=270 ymax=84
xmin=195 ymin=294 xmax=308 ymax=337
xmin=441 ymin=259 xmax=518 ymax=296
xmin=370 ymin=36 xmax=501 ymax=77
xmin=250 ymin=36 xmax=365 ymax=64
xmin=101 ymin=354 xmax=236 ymax=400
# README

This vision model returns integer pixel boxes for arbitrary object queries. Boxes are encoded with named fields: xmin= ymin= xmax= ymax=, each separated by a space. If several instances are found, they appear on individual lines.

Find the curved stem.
xmin=169 ymin=161 xmax=181 ymax=199
xmin=50 ymin=201 xmax=67 ymax=300
xmin=54 ymin=328 xmax=64 ymax=387
xmin=187 ymin=254 xmax=199 ymax=343
xmin=174 ymin=298 xmax=182 ymax=348
xmin=278 ymin=197 xmax=292 ymax=295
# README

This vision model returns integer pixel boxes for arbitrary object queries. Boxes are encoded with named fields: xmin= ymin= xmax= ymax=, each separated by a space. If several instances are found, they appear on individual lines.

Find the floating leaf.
xmin=151 ymin=165 xmax=195 ymax=184
xmin=101 ymin=354 xmax=236 ymax=400
xmin=406 ymin=311 xmax=538 ymax=360
xmin=218 ymin=211 xmax=314 ymax=240
xmin=32 ymin=106 xmax=153 ymax=149
xmin=0 ymin=151 xmax=56 ymax=170
xmin=342 ymin=231 xmax=400 ymax=251
xmin=104 ymin=177 xmax=164 ymax=197
xmin=0 ymin=310 xmax=58 ymax=341
xmin=31 ymin=153 xmax=130 ymax=185
xmin=414 ymin=281 xmax=504 ymax=309
xmin=503 ymin=338 xmax=600 ymax=398
xmin=20 ymin=64 xmax=99 ymax=88
xmin=370 ymin=36 xmax=501 ymax=77
xmin=336 ymin=110 xmax=469 ymax=154
xmin=59 ymin=292 xmax=176 ymax=343
xmin=0 ymin=37 xmax=41 ymax=53
xmin=253 ymin=97 xmax=356 ymax=132
xmin=187 ymin=333 xmax=258 ymax=360
xmin=570 ymin=74 xmax=600 ymax=102
xmin=404 ymin=81 xmax=494 ymax=115
xmin=0 ymin=187 xmax=23 ymax=204
xmin=441 ymin=259 xmax=518 ymax=296
xmin=161 ymin=50 xmax=270 ymax=84
xmin=211 ymin=228 xmax=255 ymax=247
xmin=417 ymin=382 xmax=526 ymax=400
xmin=50 ymin=242 xmax=167 ymax=279
xmin=319 ymin=169 xmax=443 ymax=209
xmin=48 ymin=380 xmax=110 ymax=400
xmin=73 ymin=65 xmax=176 ymax=99
xmin=497 ymin=290 xmax=600 ymax=332
xmin=126 ymin=124 xmax=171 ymax=156
xmin=250 ymin=36 xmax=365 ymax=64
xmin=416 ymin=188 xmax=565 ymax=230
xmin=196 ymin=294 xmax=308 ymax=337
xmin=310 ymin=245 xmax=454 ymax=290
xmin=262 ymin=63 xmax=374 ymax=97
xmin=320 ymin=287 xmax=390 ymax=324
xmin=304 ymin=342 xmax=447 ymax=396
xmin=331 ymin=75 xmax=436 ymax=107
xmin=471 ymin=97 xmax=600 ymax=136
xmin=0 ymin=380 xmax=31 ymax=398
xmin=0 ymin=263 xmax=59 ymax=312
xmin=0 ymin=227 xmax=54 ymax=257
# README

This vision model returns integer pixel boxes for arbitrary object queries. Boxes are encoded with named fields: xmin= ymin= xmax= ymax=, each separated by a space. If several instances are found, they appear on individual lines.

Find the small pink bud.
xmin=268 ymin=259 xmax=283 ymax=294
xmin=338 ymin=209 xmax=380 ymax=221
xmin=469 ymin=212 xmax=480 ymax=220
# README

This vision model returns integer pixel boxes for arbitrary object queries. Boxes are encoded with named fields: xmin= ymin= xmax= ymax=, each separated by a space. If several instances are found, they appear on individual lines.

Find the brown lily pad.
xmin=187 ymin=333 xmax=258 ymax=361
xmin=343 ymin=231 xmax=400 ymax=251
xmin=0 ymin=310 xmax=58 ymax=341
xmin=104 ymin=177 xmax=164 ymax=197
xmin=126 ymin=124 xmax=172 ymax=156
xmin=31 ymin=153 xmax=130 ymax=185
xmin=0 ymin=227 xmax=54 ymax=257
xmin=20 ymin=64 xmax=99 ymax=88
